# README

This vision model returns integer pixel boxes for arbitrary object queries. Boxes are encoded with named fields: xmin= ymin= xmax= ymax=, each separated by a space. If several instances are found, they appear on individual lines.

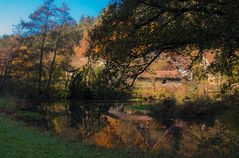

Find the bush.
xmin=69 ymin=68 xmax=131 ymax=100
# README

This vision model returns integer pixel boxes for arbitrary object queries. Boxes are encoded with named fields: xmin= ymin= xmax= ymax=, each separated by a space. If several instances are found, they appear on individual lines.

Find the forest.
xmin=0 ymin=0 xmax=239 ymax=157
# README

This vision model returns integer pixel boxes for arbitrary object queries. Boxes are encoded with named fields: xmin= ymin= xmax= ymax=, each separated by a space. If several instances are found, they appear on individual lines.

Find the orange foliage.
xmin=71 ymin=32 xmax=88 ymax=67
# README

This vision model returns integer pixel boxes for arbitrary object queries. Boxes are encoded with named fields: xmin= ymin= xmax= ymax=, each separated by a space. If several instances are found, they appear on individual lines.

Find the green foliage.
xmin=69 ymin=67 xmax=94 ymax=99
xmin=69 ymin=65 xmax=132 ymax=99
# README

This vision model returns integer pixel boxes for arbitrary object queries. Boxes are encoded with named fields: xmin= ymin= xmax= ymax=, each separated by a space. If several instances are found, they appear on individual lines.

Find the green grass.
xmin=0 ymin=116 xmax=151 ymax=158
xmin=128 ymin=103 xmax=156 ymax=111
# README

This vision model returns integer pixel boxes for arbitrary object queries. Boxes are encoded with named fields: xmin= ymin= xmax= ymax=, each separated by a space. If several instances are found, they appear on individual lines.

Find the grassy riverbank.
xmin=0 ymin=95 xmax=151 ymax=157
xmin=0 ymin=116 xmax=151 ymax=158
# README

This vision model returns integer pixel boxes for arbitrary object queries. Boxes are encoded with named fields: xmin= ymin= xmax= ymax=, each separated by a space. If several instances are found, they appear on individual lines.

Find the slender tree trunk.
xmin=46 ymin=39 xmax=59 ymax=97
xmin=38 ymin=33 xmax=47 ymax=94
xmin=38 ymin=17 xmax=49 ymax=95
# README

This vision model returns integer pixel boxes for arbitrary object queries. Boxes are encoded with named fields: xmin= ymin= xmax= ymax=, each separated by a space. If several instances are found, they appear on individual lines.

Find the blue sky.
xmin=0 ymin=0 xmax=110 ymax=35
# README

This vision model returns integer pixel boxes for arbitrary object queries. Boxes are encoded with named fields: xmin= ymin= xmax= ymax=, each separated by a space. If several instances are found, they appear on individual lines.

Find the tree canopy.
xmin=87 ymin=0 xmax=239 ymax=89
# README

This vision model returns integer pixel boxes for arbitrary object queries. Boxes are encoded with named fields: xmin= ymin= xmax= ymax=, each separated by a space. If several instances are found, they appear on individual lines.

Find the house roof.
xmin=139 ymin=53 xmax=193 ymax=80
xmin=155 ymin=70 xmax=181 ymax=78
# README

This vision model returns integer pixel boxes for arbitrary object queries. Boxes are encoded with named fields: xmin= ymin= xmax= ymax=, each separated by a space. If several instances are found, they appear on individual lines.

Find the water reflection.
xmin=21 ymin=99 xmax=238 ymax=157
xmin=68 ymin=101 xmax=109 ymax=138
xmin=42 ymin=101 xmax=110 ymax=140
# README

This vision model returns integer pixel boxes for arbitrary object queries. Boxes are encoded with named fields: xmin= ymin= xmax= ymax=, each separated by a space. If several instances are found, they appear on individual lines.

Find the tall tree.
xmin=46 ymin=3 xmax=80 ymax=97
xmin=17 ymin=0 xmax=57 ymax=94
xmin=15 ymin=0 xmax=81 ymax=96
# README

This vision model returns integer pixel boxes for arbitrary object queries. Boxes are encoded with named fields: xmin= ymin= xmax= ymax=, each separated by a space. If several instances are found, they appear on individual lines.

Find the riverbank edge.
xmin=0 ymin=95 xmax=152 ymax=158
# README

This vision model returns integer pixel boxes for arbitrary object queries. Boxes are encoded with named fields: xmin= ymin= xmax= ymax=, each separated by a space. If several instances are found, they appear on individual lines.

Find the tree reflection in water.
xmin=43 ymin=101 xmax=110 ymax=140
xmin=68 ymin=101 xmax=109 ymax=138
xmin=39 ymin=98 xmax=239 ymax=157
